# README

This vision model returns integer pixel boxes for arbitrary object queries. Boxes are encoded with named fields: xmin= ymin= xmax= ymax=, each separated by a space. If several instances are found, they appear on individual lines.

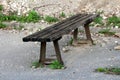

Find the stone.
xmin=114 ymin=45 xmax=120 ymax=50
xmin=62 ymin=46 xmax=69 ymax=52
xmin=114 ymin=41 xmax=119 ymax=45
xmin=115 ymin=33 xmax=120 ymax=38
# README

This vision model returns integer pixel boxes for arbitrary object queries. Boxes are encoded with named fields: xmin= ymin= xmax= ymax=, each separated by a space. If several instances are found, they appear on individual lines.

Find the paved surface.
xmin=0 ymin=30 xmax=120 ymax=80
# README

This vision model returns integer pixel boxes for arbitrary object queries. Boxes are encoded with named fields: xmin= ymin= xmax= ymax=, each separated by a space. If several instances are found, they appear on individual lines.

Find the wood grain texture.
xmin=23 ymin=14 xmax=99 ymax=42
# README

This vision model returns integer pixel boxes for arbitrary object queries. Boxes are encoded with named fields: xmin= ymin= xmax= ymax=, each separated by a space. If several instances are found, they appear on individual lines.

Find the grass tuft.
xmin=68 ymin=37 xmax=73 ymax=45
xmin=31 ymin=61 xmax=43 ymax=68
xmin=60 ymin=12 xmax=66 ymax=18
xmin=93 ymin=16 xmax=104 ymax=25
xmin=44 ymin=16 xmax=59 ymax=23
xmin=0 ymin=10 xmax=41 ymax=23
xmin=107 ymin=16 xmax=120 ymax=27
xmin=0 ymin=5 xmax=3 ymax=11
xmin=0 ymin=22 xmax=7 ymax=28
xmin=95 ymin=67 xmax=120 ymax=75
xmin=98 ymin=28 xmax=116 ymax=36
xmin=49 ymin=60 xmax=64 ymax=69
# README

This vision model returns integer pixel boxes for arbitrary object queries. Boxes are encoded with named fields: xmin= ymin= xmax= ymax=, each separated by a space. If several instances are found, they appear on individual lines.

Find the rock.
xmin=114 ymin=41 xmax=119 ymax=45
xmin=78 ymin=40 xmax=92 ymax=44
xmin=114 ymin=45 xmax=120 ymax=50
xmin=62 ymin=46 xmax=69 ymax=52
xmin=115 ymin=33 xmax=120 ymax=38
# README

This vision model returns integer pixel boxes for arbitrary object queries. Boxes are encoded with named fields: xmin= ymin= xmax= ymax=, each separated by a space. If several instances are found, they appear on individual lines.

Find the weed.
xmin=49 ymin=60 xmax=64 ymax=69
xmin=93 ymin=16 xmax=104 ymax=25
xmin=0 ymin=13 xmax=7 ymax=21
xmin=25 ymin=10 xmax=41 ymax=22
xmin=31 ymin=61 xmax=43 ymax=68
xmin=0 ymin=10 xmax=41 ymax=23
xmin=107 ymin=16 xmax=120 ymax=27
xmin=95 ymin=67 xmax=120 ymax=75
xmin=0 ymin=5 xmax=3 ymax=11
xmin=44 ymin=16 xmax=59 ymax=23
xmin=60 ymin=12 xmax=66 ymax=18
xmin=95 ymin=68 xmax=107 ymax=72
xmin=0 ymin=22 xmax=7 ymax=28
xmin=68 ymin=37 xmax=73 ymax=45
xmin=17 ymin=10 xmax=41 ymax=23
xmin=98 ymin=28 xmax=115 ymax=36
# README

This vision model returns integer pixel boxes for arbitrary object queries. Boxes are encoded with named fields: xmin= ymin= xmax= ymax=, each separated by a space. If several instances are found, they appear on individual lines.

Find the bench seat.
xmin=23 ymin=14 xmax=98 ymax=42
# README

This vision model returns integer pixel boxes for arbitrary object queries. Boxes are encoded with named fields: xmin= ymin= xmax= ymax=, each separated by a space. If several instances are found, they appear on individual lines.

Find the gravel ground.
xmin=0 ymin=29 xmax=120 ymax=80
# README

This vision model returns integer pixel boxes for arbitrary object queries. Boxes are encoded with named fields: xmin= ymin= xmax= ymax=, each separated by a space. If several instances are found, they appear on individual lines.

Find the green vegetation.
xmin=44 ymin=16 xmax=59 ymax=23
xmin=31 ymin=61 xmax=43 ymax=68
xmin=24 ymin=10 xmax=41 ymax=22
xmin=0 ymin=22 xmax=7 ymax=28
xmin=107 ymin=15 xmax=120 ymax=27
xmin=68 ymin=37 xmax=73 ymax=45
xmin=0 ymin=5 xmax=61 ymax=24
xmin=0 ymin=10 xmax=41 ymax=23
xmin=49 ymin=60 xmax=64 ymax=69
xmin=93 ymin=16 xmax=104 ymax=25
xmin=98 ymin=28 xmax=116 ymax=36
xmin=60 ymin=12 xmax=66 ymax=18
xmin=95 ymin=67 xmax=107 ymax=72
xmin=0 ymin=5 xmax=3 ymax=11
xmin=95 ymin=67 xmax=120 ymax=75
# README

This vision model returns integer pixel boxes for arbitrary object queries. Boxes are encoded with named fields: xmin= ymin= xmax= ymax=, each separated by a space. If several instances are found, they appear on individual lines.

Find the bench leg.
xmin=73 ymin=28 xmax=78 ymax=45
xmin=53 ymin=40 xmax=64 ymax=65
xmin=39 ymin=42 xmax=46 ymax=65
xmin=84 ymin=24 xmax=93 ymax=44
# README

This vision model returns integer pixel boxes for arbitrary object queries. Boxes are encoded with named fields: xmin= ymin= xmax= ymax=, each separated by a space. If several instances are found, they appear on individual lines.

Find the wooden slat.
xmin=44 ymin=14 xmax=92 ymax=39
xmin=23 ymin=14 xmax=81 ymax=41
xmin=24 ymin=14 xmax=87 ymax=41
xmin=23 ymin=14 xmax=98 ymax=42
xmin=35 ymin=14 xmax=89 ymax=41
xmin=48 ymin=14 xmax=98 ymax=41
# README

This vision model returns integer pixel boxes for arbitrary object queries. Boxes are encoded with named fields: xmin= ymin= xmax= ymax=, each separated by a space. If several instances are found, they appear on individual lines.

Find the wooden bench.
xmin=23 ymin=13 xmax=99 ymax=65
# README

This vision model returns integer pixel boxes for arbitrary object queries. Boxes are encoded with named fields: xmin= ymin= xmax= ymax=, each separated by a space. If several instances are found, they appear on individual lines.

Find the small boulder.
xmin=114 ymin=45 xmax=120 ymax=50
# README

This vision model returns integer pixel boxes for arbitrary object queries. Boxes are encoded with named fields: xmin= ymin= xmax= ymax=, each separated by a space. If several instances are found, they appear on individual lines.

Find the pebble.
xmin=114 ymin=45 xmax=120 ymax=50
xmin=114 ymin=41 xmax=118 ymax=45
xmin=115 ymin=33 xmax=120 ymax=38
xmin=62 ymin=46 xmax=70 ymax=52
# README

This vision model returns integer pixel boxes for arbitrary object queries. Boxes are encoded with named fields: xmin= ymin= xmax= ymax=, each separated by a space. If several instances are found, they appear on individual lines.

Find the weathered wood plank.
xmin=23 ymin=13 xmax=82 ymax=41
xmin=47 ymin=14 xmax=98 ymax=41
xmin=33 ymin=14 xmax=91 ymax=41
xmin=40 ymin=14 xmax=90 ymax=39
xmin=26 ymin=14 xmax=87 ymax=41
xmin=23 ymin=14 xmax=98 ymax=42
